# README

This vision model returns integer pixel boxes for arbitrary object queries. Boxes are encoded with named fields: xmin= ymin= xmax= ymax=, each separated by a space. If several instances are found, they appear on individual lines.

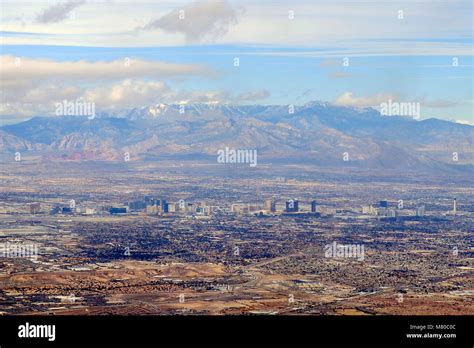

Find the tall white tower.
xmin=453 ymin=198 xmax=457 ymax=216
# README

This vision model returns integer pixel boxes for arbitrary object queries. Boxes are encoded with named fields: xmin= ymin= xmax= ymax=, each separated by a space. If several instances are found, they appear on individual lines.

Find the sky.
xmin=0 ymin=0 xmax=473 ymax=125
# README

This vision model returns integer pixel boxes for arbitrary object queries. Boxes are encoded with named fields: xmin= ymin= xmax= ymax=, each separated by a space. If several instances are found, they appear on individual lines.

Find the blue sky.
xmin=0 ymin=0 xmax=472 ymax=124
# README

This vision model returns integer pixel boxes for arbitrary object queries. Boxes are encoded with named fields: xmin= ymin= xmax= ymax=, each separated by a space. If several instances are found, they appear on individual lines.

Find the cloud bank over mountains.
xmin=1 ymin=1 xmax=472 ymax=124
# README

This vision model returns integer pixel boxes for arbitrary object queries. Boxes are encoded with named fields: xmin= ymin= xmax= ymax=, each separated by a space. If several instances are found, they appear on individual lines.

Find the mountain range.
xmin=1 ymin=101 xmax=473 ymax=173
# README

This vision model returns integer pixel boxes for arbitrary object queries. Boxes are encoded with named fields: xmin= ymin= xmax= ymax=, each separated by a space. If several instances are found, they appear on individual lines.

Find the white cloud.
xmin=0 ymin=55 xmax=211 ymax=89
xmin=137 ymin=0 xmax=242 ymax=43
xmin=0 ymin=79 xmax=175 ymax=117
xmin=456 ymin=119 xmax=474 ymax=126
xmin=35 ymin=0 xmax=86 ymax=24
xmin=236 ymin=89 xmax=270 ymax=102
xmin=334 ymin=92 xmax=397 ymax=108
xmin=84 ymin=79 xmax=172 ymax=110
